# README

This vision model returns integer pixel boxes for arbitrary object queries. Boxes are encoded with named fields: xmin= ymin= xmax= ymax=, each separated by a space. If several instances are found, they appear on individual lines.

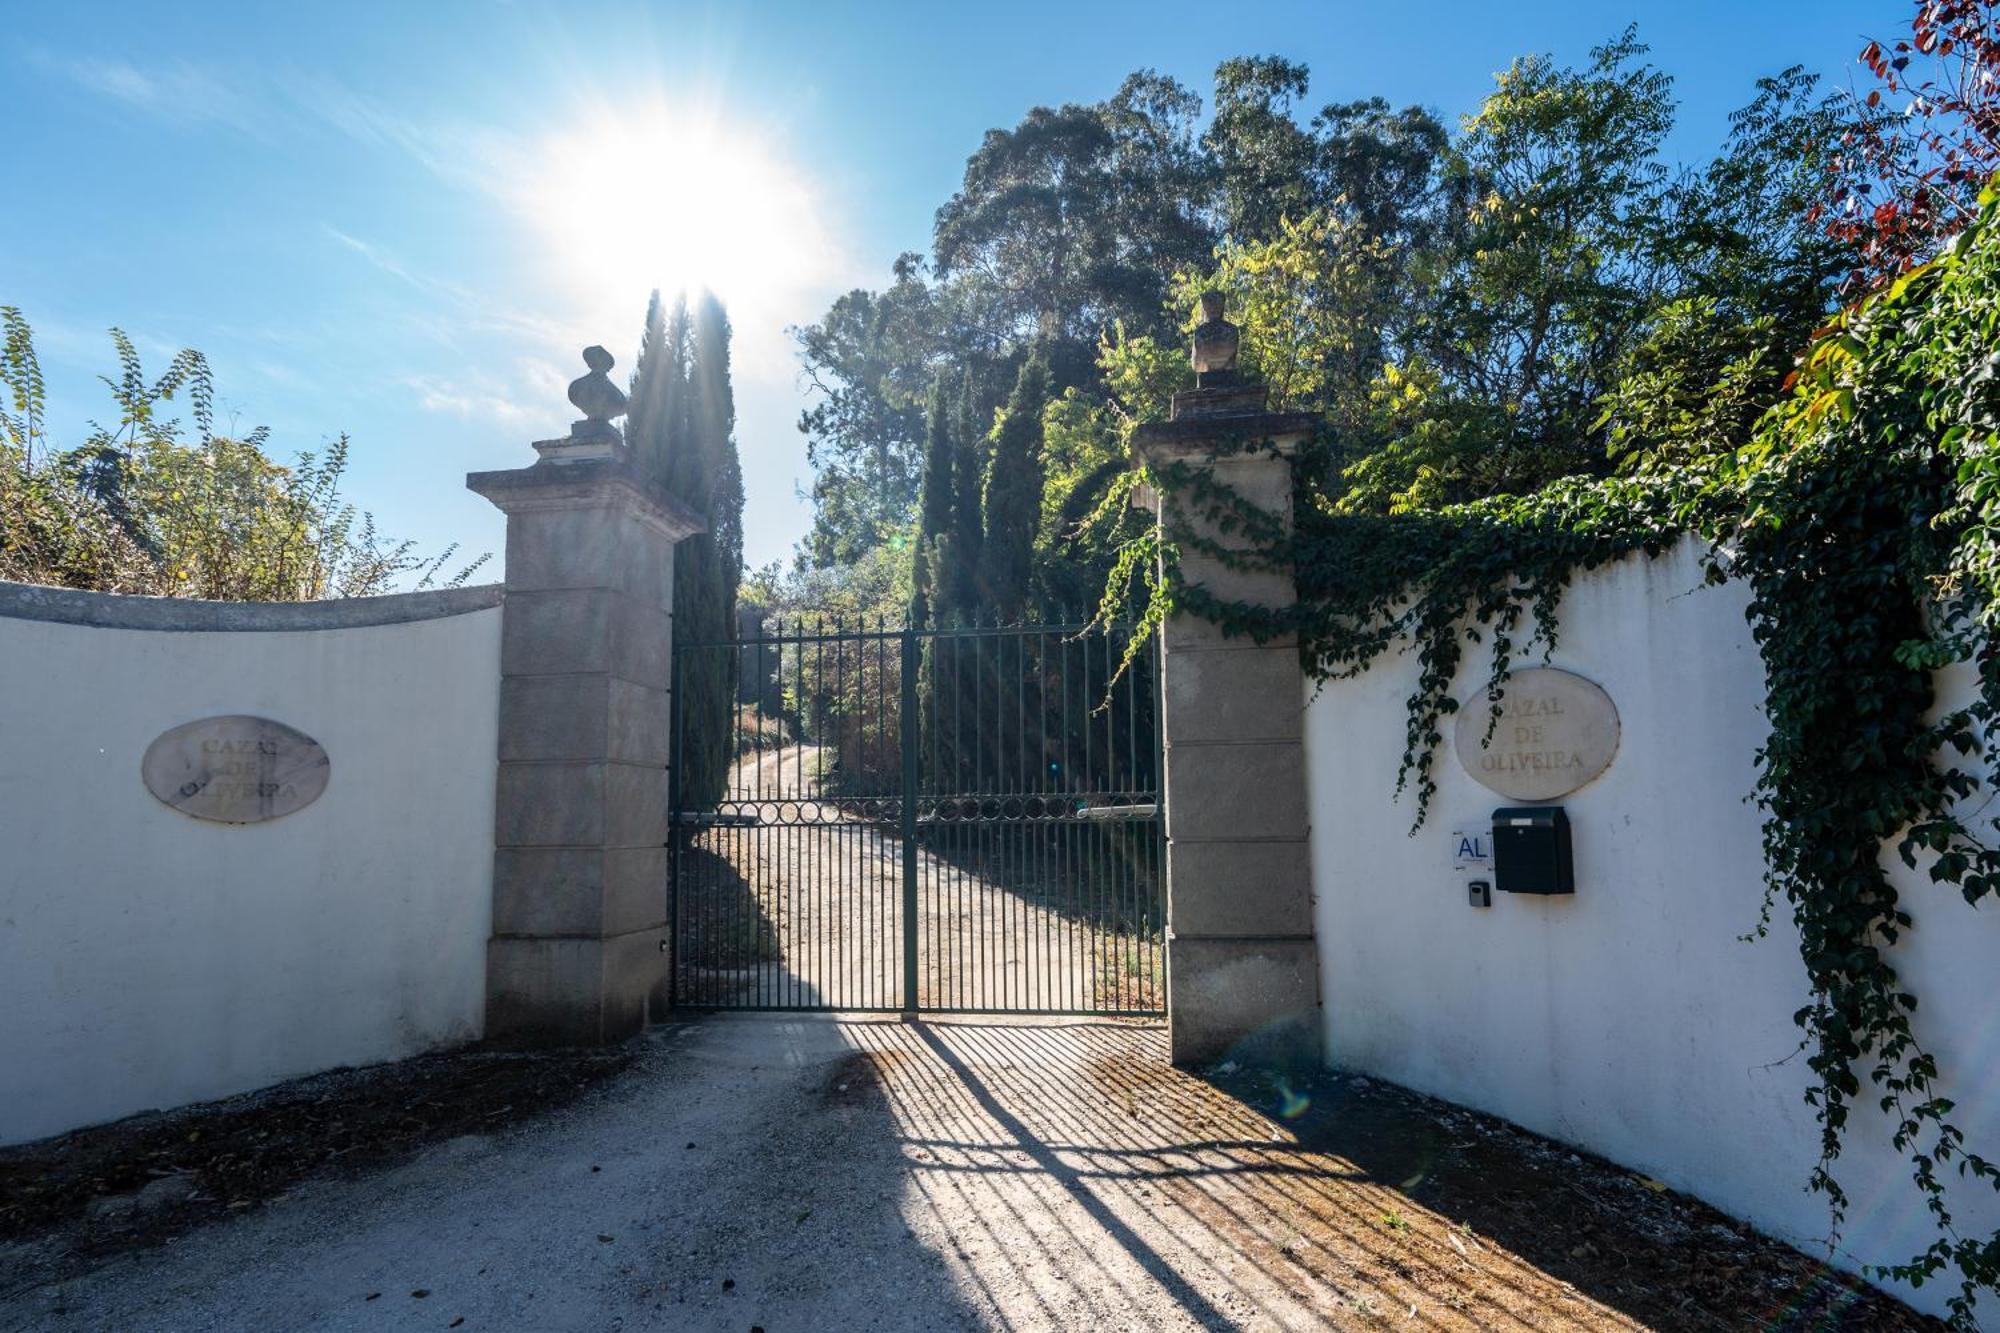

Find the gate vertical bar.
xmin=900 ymin=624 xmax=920 ymax=1016
xmin=668 ymin=637 xmax=684 ymax=1005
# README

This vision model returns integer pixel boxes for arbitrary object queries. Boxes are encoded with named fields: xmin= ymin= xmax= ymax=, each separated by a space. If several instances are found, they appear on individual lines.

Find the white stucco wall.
xmin=1305 ymin=537 xmax=2000 ymax=1320
xmin=0 ymin=587 xmax=502 ymax=1146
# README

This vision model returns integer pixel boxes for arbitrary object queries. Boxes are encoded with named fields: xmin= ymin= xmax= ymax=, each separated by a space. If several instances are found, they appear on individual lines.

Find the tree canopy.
xmin=780 ymin=15 xmax=2000 ymax=1320
xmin=790 ymin=30 xmax=1857 ymax=615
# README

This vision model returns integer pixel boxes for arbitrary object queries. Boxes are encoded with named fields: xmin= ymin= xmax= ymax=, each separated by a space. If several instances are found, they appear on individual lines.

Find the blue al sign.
xmin=1451 ymin=827 xmax=1492 ymax=871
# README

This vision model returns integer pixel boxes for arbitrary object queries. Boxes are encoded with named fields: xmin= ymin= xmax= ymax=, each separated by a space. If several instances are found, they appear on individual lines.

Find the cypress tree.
xmin=629 ymin=292 xmax=692 ymax=494
xmin=936 ymin=374 xmax=985 ymax=622
xmin=627 ymin=292 xmax=667 ymax=475
xmin=628 ymin=289 xmax=742 ymax=811
xmin=912 ymin=372 xmax=957 ymax=627
xmin=978 ymin=348 xmax=1050 ymax=621
xmin=691 ymin=292 xmax=744 ymax=592
xmin=912 ymin=373 xmax=960 ymax=780
xmin=674 ymin=292 xmax=745 ymax=810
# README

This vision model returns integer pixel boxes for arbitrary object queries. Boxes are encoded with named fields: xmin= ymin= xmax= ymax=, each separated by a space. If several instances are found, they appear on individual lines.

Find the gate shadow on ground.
xmin=7 ymin=1009 xmax=1934 ymax=1329
xmin=826 ymin=1018 xmax=1938 ymax=1332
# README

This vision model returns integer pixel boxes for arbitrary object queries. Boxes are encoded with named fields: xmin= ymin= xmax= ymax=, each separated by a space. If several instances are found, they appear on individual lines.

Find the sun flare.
xmin=524 ymin=100 xmax=832 ymax=322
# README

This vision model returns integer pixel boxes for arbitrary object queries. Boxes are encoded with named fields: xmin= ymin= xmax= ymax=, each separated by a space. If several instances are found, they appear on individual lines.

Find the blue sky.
xmin=4 ymin=0 xmax=1893 ymax=576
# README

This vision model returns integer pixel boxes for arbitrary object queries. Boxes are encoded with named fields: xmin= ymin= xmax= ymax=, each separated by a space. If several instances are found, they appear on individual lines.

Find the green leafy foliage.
xmin=1716 ymin=195 xmax=2000 ymax=1321
xmin=792 ymin=257 xmax=944 ymax=566
xmin=1129 ymin=182 xmax=2000 ymax=1327
xmin=1595 ymin=297 xmax=1791 ymax=473
xmin=911 ymin=372 xmax=957 ymax=629
xmin=812 ymin=33 xmax=1848 ymax=576
xmin=791 ymin=56 xmax=1456 ymax=572
xmin=935 ymin=75 xmax=1212 ymax=348
xmin=789 ymin=28 xmax=2000 ymax=1315
xmin=737 ymin=543 xmax=913 ymax=792
xmin=977 ymin=348 xmax=1052 ymax=620
xmin=0 ymin=308 xmax=483 ymax=599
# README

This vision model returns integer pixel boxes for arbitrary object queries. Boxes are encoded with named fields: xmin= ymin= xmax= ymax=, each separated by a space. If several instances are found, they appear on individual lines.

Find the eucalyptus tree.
xmin=794 ymin=255 xmax=946 ymax=567
xmin=933 ymin=74 xmax=1214 ymax=353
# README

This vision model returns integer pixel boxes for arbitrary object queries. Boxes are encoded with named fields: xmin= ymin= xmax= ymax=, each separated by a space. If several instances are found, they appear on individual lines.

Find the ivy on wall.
xmin=1119 ymin=184 xmax=2000 ymax=1325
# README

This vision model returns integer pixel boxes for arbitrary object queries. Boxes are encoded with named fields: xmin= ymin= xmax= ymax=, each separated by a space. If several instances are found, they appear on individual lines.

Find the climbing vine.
xmin=1717 ymin=203 xmax=2000 ymax=1323
xmin=1114 ymin=184 xmax=2000 ymax=1326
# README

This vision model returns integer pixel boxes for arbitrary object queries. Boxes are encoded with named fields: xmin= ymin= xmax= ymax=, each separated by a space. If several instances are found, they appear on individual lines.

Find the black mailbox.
xmin=1492 ymin=807 xmax=1574 ymax=895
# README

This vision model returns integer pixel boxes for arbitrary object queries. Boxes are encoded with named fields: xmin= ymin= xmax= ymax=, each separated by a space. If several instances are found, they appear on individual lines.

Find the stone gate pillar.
xmin=1132 ymin=295 xmax=1321 ymax=1070
xmin=468 ymin=347 xmax=703 ymax=1046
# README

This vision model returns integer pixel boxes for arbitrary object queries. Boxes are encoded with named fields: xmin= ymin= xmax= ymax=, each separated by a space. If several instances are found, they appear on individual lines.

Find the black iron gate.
xmin=669 ymin=618 xmax=1164 ymax=1015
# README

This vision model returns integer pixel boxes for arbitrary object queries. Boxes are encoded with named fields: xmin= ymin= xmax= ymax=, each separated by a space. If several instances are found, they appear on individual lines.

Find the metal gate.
xmin=669 ymin=618 xmax=1164 ymax=1016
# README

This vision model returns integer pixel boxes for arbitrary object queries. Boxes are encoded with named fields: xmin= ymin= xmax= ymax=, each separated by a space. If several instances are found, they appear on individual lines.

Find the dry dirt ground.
xmin=0 ymin=1015 xmax=1937 ymax=1332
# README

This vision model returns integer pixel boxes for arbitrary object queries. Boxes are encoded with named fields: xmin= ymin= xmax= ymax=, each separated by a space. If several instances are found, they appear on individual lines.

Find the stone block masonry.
xmin=1131 ymin=296 xmax=1322 ymax=1071
xmin=470 ymin=417 xmax=703 ymax=1047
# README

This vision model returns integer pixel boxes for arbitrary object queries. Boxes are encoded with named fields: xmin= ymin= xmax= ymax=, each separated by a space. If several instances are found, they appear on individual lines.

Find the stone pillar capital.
xmin=468 ymin=451 xmax=705 ymax=545
xmin=1129 ymin=413 xmax=1313 ymax=468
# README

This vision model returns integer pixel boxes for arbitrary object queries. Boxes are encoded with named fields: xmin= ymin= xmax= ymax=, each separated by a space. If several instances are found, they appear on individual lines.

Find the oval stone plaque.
xmin=1454 ymin=667 xmax=1619 ymax=801
xmin=142 ymin=715 xmax=330 ymax=824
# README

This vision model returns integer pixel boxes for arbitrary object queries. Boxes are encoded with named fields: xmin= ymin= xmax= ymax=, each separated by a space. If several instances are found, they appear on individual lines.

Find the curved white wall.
xmin=0 ymin=586 xmax=502 ymax=1145
xmin=1305 ymin=538 xmax=2000 ymax=1320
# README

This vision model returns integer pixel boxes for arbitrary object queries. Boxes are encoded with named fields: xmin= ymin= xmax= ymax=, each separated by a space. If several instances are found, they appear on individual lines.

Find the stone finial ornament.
xmin=1191 ymin=291 xmax=1240 ymax=378
xmin=531 ymin=346 xmax=631 ymax=461
xmin=567 ymin=345 xmax=629 ymax=438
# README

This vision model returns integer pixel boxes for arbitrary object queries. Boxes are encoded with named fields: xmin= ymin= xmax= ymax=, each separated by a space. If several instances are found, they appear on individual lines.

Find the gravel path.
xmin=0 ymin=1015 xmax=1927 ymax=1331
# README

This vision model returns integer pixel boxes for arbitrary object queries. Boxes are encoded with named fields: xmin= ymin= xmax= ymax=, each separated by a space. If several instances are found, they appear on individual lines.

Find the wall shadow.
xmin=1204 ymin=1057 xmax=1942 ymax=1331
xmin=826 ymin=1018 xmax=1942 ymax=1332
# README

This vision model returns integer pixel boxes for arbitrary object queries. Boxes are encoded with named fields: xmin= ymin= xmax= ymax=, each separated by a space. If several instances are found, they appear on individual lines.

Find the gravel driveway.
xmin=0 ymin=1014 xmax=1933 ymax=1331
